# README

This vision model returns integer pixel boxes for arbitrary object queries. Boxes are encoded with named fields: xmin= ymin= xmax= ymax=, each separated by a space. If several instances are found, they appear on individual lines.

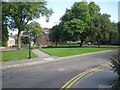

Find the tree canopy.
xmin=60 ymin=1 xmax=100 ymax=47
xmin=90 ymin=14 xmax=112 ymax=47
xmin=2 ymin=4 xmax=8 ymax=47
xmin=2 ymin=1 xmax=53 ymax=49
xmin=58 ymin=1 xmax=117 ymax=47
xmin=49 ymin=25 xmax=61 ymax=47
xmin=26 ymin=21 xmax=44 ymax=45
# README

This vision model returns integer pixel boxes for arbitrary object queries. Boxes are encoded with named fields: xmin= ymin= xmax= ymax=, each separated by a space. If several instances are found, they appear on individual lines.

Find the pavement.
xmin=0 ymin=47 xmax=16 ymax=51
xmin=2 ymin=49 xmax=118 ymax=88
xmin=1 ymin=49 xmax=117 ymax=69
xmin=1 ymin=49 xmax=58 ymax=69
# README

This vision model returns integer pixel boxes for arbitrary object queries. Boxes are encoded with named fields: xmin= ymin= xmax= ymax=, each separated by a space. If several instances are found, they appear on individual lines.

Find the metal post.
xmin=28 ymin=31 xmax=31 ymax=59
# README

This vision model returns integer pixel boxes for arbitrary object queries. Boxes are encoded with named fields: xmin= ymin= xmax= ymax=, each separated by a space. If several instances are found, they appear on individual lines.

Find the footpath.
xmin=1 ymin=49 xmax=58 ymax=69
xmin=1 ymin=49 xmax=118 ymax=88
xmin=1 ymin=49 xmax=117 ymax=70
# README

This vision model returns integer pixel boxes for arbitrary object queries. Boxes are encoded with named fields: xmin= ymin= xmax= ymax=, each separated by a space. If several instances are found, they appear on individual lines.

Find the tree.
xmin=21 ymin=36 xmax=29 ymax=46
xmin=49 ymin=25 xmax=61 ymax=47
xmin=2 ymin=1 xmax=53 ymax=50
xmin=2 ymin=24 xmax=8 ymax=47
xmin=91 ymin=14 xmax=112 ymax=47
xmin=109 ymin=22 xmax=118 ymax=44
xmin=118 ymin=21 xmax=120 ymax=45
xmin=26 ymin=21 xmax=44 ymax=46
xmin=60 ymin=1 xmax=100 ymax=47
xmin=110 ymin=52 xmax=120 ymax=89
xmin=2 ymin=5 xmax=9 ymax=47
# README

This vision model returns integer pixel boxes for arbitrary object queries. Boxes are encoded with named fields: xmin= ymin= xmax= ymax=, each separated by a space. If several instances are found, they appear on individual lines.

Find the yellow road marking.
xmin=60 ymin=63 xmax=110 ymax=90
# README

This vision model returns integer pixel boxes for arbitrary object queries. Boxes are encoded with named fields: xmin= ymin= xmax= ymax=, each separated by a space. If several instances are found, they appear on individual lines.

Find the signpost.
xmin=28 ymin=31 xmax=31 ymax=59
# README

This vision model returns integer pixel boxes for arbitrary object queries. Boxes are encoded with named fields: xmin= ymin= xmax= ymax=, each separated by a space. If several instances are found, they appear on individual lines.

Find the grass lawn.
xmin=41 ymin=45 xmax=119 ymax=57
xmin=2 ymin=49 xmax=37 ymax=62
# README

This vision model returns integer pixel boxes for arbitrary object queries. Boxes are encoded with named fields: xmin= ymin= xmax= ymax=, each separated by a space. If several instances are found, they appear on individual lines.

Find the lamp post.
xmin=28 ymin=31 xmax=31 ymax=59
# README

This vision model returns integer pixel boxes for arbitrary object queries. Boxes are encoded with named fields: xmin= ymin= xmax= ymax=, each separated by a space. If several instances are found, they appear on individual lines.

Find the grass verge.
xmin=41 ymin=45 xmax=118 ymax=57
xmin=2 ymin=49 xmax=37 ymax=62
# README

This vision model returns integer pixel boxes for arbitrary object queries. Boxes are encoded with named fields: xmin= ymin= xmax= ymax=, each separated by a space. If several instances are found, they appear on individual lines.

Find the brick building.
xmin=36 ymin=27 xmax=52 ymax=47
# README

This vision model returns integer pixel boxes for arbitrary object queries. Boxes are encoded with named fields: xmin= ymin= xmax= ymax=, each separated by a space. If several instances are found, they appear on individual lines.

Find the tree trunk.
xmin=55 ymin=41 xmax=57 ymax=47
xmin=17 ymin=31 xmax=21 ymax=50
xmin=97 ymin=39 xmax=100 ymax=48
xmin=80 ymin=40 xmax=84 ymax=47
xmin=34 ymin=37 xmax=36 ymax=47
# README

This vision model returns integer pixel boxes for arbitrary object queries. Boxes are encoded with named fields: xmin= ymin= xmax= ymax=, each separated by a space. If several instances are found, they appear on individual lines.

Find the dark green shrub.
xmin=110 ymin=50 xmax=120 ymax=90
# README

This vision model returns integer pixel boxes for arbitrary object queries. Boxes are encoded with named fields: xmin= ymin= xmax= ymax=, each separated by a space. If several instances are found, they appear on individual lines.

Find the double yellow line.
xmin=60 ymin=63 xmax=110 ymax=90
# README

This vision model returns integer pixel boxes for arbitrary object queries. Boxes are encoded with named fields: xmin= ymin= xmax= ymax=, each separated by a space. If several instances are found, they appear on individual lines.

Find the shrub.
xmin=110 ymin=50 xmax=120 ymax=90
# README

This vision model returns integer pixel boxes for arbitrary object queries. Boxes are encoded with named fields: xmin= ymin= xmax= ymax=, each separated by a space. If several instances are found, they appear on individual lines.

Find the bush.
xmin=110 ymin=50 xmax=120 ymax=90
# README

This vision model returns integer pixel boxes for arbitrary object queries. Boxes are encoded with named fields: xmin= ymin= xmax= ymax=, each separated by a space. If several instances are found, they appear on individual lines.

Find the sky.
xmin=9 ymin=0 xmax=119 ymax=34
xmin=33 ymin=0 xmax=119 ymax=28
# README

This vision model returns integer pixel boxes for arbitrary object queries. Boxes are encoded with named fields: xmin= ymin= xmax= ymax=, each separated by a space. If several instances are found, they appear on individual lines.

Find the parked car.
xmin=88 ymin=42 xmax=91 ymax=45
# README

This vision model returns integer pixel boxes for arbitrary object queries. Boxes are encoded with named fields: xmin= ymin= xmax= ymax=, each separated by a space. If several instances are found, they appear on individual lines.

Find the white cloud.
xmin=33 ymin=12 xmax=64 ymax=28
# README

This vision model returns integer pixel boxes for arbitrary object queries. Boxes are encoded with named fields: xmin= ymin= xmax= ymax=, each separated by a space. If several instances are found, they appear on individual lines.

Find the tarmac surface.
xmin=2 ymin=49 xmax=118 ymax=88
xmin=72 ymin=66 xmax=117 ymax=88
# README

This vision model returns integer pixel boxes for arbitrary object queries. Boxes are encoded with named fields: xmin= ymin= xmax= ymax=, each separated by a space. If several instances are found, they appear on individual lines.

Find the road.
xmin=72 ymin=66 xmax=117 ymax=88
xmin=2 ymin=50 xmax=117 ymax=88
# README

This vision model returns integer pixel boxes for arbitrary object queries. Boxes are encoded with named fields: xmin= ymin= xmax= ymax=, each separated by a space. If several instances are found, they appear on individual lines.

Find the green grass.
xmin=2 ymin=49 xmax=37 ymax=62
xmin=41 ymin=45 xmax=119 ymax=57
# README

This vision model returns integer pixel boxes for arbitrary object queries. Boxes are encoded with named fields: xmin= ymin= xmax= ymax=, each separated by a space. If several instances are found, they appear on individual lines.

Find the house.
xmin=7 ymin=36 xmax=15 ymax=47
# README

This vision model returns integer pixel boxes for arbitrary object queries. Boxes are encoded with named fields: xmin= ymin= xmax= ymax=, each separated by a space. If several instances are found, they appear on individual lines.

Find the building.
xmin=7 ymin=27 xmax=52 ymax=47
xmin=42 ymin=27 xmax=51 ymax=40
xmin=36 ymin=27 xmax=52 ymax=46
xmin=7 ymin=36 xmax=15 ymax=47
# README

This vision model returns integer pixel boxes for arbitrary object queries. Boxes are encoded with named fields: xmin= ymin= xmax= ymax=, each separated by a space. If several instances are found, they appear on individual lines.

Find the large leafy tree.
xmin=60 ymin=1 xmax=100 ymax=47
xmin=49 ymin=25 xmax=61 ymax=47
xmin=2 ymin=1 xmax=52 ymax=49
xmin=109 ymin=22 xmax=118 ymax=44
xmin=91 ymin=14 xmax=112 ymax=47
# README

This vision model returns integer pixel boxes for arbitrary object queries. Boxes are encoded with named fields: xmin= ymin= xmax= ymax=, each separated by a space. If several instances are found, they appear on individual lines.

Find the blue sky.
xmin=9 ymin=0 xmax=119 ymax=34
xmin=34 ymin=0 xmax=119 ymax=28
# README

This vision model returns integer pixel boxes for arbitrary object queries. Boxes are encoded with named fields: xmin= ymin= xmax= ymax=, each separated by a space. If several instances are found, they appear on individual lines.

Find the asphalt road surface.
xmin=2 ymin=50 xmax=118 ymax=88
xmin=72 ymin=66 xmax=118 ymax=88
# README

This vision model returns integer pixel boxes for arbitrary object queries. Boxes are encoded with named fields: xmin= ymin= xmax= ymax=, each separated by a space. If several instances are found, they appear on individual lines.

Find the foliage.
xmin=2 ymin=24 xmax=8 ymax=47
xmin=2 ymin=1 xmax=53 ymax=49
xmin=109 ymin=22 xmax=118 ymax=44
xmin=2 ymin=5 xmax=9 ymax=47
xmin=110 ymin=52 xmax=120 ymax=90
xmin=59 ymin=1 xmax=117 ymax=47
xmin=21 ymin=36 xmax=29 ymax=45
xmin=90 ymin=14 xmax=112 ymax=47
xmin=110 ymin=22 xmax=120 ymax=90
xmin=112 ymin=79 xmax=120 ymax=90
xmin=27 ymin=21 xmax=44 ymax=37
xmin=26 ymin=21 xmax=44 ymax=45
xmin=60 ymin=1 xmax=100 ymax=47
xmin=49 ymin=25 xmax=62 ymax=47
